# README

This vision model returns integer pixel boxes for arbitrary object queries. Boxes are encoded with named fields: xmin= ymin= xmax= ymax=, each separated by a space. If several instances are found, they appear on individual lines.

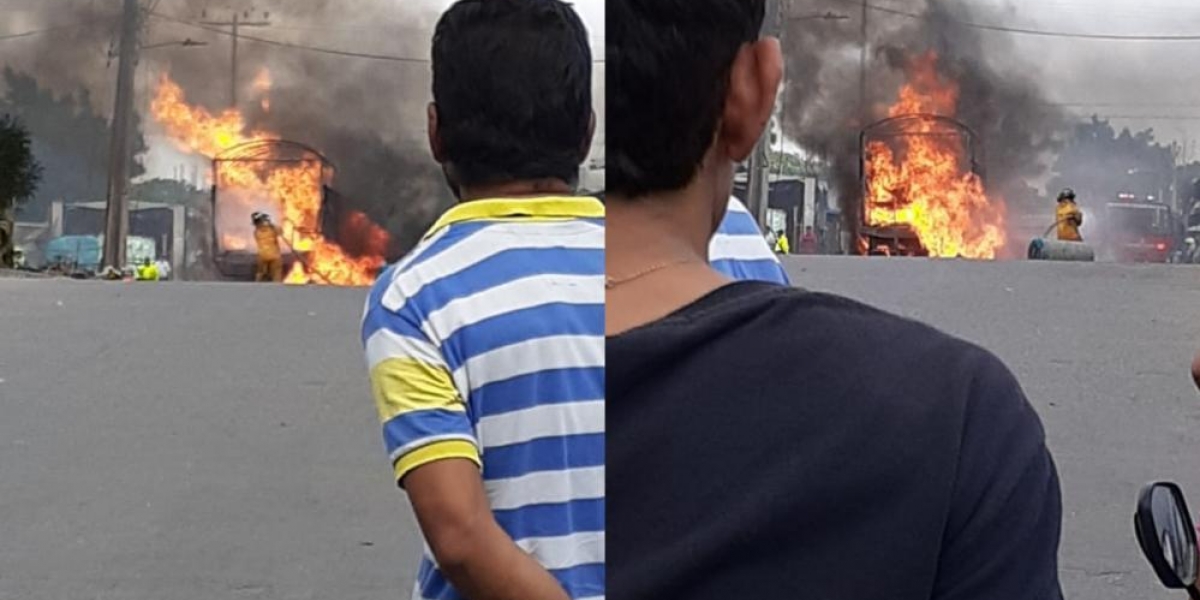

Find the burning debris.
xmin=862 ymin=53 xmax=1007 ymax=259
xmin=781 ymin=0 xmax=1068 ymax=258
xmin=151 ymin=73 xmax=388 ymax=286
xmin=1 ymin=0 xmax=453 ymax=266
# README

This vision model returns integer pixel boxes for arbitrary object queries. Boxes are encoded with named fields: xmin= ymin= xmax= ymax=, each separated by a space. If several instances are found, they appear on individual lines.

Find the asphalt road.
xmin=784 ymin=257 xmax=1200 ymax=600
xmin=1 ymin=258 xmax=1199 ymax=599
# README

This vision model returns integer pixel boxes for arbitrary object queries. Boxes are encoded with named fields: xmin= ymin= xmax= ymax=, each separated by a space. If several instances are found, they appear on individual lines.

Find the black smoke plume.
xmin=2 ymin=0 xmax=452 ymax=258
xmin=780 ymin=0 xmax=1069 ymax=245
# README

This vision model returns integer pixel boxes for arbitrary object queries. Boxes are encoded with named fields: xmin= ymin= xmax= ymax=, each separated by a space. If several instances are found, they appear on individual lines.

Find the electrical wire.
xmin=834 ymin=0 xmax=1200 ymax=41
xmin=0 ymin=18 xmax=117 ymax=42
xmin=148 ymin=12 xmax=429 ymax=63
xmin=149 ymin=11 xmax=606 ymax=64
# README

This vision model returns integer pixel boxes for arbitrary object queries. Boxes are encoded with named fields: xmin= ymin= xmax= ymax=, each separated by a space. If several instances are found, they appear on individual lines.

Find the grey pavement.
xmin=785 ymin=256 xmax=1200 ymax=600
xmin=2 ymin=259 xmax=1200 ymax=599
xmin=0 ymin=280 xmax=416 ymax=600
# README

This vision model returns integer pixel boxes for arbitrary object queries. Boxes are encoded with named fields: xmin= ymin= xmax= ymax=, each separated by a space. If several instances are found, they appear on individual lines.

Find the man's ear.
xmin=428 ymin=102 xmax=446 ymax=163
xmin=581 ymin=110 xmax=597 ymax=159
xmin=719 ymin=37 xmax=784 ymax=162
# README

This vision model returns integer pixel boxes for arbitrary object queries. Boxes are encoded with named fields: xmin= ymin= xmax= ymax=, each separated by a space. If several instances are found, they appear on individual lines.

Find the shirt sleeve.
xmin=934 ymin=351 xmax=1064 ymax=600
xmin=362 ymin=298 xmax=481 ymax=485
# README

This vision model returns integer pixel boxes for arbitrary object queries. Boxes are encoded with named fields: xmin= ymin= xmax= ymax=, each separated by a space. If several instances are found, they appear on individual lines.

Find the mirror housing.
xmin=1136 ymin=482 xmax=1199 ymax=590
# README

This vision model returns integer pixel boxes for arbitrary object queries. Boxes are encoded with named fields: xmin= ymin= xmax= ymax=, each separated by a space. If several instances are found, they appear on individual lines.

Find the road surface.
xmin=784 ymin=256 xmax=1200 ymax=600
xmin=1 ymin=257 xmax=1198 ymax=599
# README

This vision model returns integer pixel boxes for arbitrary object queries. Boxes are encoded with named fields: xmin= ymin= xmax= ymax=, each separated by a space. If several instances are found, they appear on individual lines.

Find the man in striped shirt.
xmin=360 ymin=2 xmax=603 ymax=599
xmin=710 ymin=196 xmax=790 ymax=285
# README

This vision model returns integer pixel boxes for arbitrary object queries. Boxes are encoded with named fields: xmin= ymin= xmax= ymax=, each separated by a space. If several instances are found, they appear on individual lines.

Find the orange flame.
xmin=864 ymin=52 xmax=1006 ymax=259
xmin=254 ymin=68 xmax=272 ymax=113
xmin=151 ymin=72 xmax=389 ymax=286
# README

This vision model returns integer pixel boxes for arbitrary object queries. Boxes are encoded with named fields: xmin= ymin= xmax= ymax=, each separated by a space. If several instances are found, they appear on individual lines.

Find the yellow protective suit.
xmin=1056 ymin=201 xmax=1083 ymax=242
xmin=255 ymin=223 xmax=283 ymax=283
xmin=774 ymin=234 xmax=791 ymax=255
xmin=136 ymin=263 xmax=159 ymax=281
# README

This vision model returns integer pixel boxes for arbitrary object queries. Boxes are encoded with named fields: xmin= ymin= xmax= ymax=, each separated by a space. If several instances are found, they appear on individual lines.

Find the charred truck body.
xmin=858 ymin=114 xmax=986 ymax=258
xmin=210 ymin=140 xmax=332 ymax=280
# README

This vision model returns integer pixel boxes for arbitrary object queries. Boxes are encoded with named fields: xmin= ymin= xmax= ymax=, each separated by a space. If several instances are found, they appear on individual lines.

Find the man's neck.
xmin=459 ymin=179 xmax=574 ymax=202
xmin=605 ymin=192 xmax=728 ymax=336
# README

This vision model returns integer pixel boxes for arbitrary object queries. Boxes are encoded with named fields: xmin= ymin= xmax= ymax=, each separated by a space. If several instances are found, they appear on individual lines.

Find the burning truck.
xmin=152 ymin=74 xmax=389 ymax=286
xmin=858 ymin=53 xmax=1007 ymax=260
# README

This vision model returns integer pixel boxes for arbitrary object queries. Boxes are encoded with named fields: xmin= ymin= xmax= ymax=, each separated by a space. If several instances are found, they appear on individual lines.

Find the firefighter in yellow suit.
xmin=252 ymin=212 xmax=284 ymax=283
xmin=1056 ymin=188 xmax=1084 ymax=242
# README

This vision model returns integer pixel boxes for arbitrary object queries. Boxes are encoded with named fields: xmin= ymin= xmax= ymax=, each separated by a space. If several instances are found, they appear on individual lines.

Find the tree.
xmin=0 ymin=68 xmax=147 ymax=221
xmin=0 ymin=114 xmax=42 ymax=212
xmin=1047 ymin=117 xmax=1176 ymax=208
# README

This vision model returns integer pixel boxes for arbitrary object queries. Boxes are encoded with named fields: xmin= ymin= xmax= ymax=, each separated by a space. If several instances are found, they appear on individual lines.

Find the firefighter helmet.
xmin=1058 ymin=188 xmax=1077 ymax=202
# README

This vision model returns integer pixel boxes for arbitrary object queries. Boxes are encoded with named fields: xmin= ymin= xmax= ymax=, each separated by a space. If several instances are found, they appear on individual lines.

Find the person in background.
xmin=800 ymin=225 xmax=819 ymax=254
xmin=605 ymin=0 xmax=1063 ymax=598
xmin=360 ymin=1 xmax=602 ymax=599
xmin=135 ymin=257 xmax=158 ymax=282
xmin=710 ymin=196 xmax=790 ymax=285
xmin=1056 ymin=188 xmax=1083 ymax=242
xmin=252 ymin=212 xmax=283 ymax=283
xmin=773 ymin=229 xmax=790 ymax=254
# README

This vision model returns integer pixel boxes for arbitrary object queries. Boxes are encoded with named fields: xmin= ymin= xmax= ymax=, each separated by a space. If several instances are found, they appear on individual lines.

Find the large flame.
xmin=150 ymin=74 xmax=388 ymax=286
xmin=864 ymin=53 xmax=1007 ymax=259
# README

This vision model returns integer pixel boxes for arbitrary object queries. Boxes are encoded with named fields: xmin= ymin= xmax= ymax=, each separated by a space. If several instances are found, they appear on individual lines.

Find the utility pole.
xmin=859 ymin=0 xmax=869 ymax=127
xmin=102 ymin=0 xmax=141 ymax=271
xmin=201 ymin=10 xmax=271 ymax=108
xmin=747 ymin=0 xmax=783 ymax=230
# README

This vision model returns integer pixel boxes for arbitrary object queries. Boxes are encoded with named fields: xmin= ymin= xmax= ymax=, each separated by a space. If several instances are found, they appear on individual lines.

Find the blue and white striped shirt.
xmin=361 ymin=196 xmax=606 ymax=600
xmin=710 ymin=197 xmax=791 ymax=285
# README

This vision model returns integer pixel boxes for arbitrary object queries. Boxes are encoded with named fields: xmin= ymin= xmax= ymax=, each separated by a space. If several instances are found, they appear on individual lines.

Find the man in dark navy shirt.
xmin=604 ymin=2 xmax=1064 ymax=599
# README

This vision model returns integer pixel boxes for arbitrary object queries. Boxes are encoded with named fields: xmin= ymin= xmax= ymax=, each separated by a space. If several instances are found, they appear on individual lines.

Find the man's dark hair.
xmin=607 ymin=0 xmax=765 ymax=198
xmin=432 ymin=0 xmax=592 ymax=188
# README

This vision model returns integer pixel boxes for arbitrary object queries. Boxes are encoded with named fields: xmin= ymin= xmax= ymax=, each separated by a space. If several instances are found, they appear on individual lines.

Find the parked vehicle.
xmin=1102 ymin=196 xmax=1176 ymax=263
xmin=43 ymin=235 xmax=158 ymax=275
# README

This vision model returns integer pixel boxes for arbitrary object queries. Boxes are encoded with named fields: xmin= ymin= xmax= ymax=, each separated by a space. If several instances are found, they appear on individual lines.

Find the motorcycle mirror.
xmin=1136 ymin=482 xmax=1199 ymax=592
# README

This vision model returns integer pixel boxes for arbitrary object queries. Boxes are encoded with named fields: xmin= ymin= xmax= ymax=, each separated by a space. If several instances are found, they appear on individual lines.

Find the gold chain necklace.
xmin=605 ymin=259 xmax=699 ymax=289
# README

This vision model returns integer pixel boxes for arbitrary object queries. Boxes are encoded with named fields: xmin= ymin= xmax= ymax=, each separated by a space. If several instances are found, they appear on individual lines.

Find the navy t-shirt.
xmin=607 ymin=282 xmax=1063 ymax=600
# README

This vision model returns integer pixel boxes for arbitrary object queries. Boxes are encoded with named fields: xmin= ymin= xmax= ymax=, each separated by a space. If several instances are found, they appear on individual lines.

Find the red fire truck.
xmin=1102 ymin=193 xmax=1175 ymax=263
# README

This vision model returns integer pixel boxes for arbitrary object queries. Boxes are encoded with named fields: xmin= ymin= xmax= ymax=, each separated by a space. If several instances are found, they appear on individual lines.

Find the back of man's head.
xmin=607 ymin=0 xmax=766 ymax=198
xmin=432 ymin=0 xmax=593 ymax=189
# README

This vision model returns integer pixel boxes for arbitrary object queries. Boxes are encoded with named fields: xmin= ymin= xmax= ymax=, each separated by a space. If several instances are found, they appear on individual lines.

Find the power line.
xmin=0 ymin=18 xmax=117 ymax=42
xmin=834 ymin=0 xmax=1200 ymax=41
xmin=1087 ymin=115 xmax=1200 ymax=121
xmin=1051 ymin=102 xmax=1200 ymax=108
xmin=147 ymin=12 xmax=427 ymax=63
xmin=149 ymin=11 xmax=606 ymax=64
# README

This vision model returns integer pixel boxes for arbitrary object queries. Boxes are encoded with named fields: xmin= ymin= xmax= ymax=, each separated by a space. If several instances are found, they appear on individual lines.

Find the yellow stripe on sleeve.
xmin=395 ymin=440 xmax=482 ymax=484
xmin=370 ymin=357 xmax=465 ymax=424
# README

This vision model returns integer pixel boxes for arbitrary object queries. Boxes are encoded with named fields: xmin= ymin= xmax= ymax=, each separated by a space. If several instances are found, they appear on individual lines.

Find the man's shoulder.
xmin=774 ymin=289 xmax=999 ymax=371
xmin=366 ymin=218 xmax=604 ymax=318
xmin=688 ymin=286 xmax=1007 ymax=405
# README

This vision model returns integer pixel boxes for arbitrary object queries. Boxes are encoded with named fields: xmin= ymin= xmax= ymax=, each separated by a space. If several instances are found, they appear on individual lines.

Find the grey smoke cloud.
xmin=0 ymin=0 xmax=604 ymax=255
xmin=780 ymin=0 xmax=1076 ymax=247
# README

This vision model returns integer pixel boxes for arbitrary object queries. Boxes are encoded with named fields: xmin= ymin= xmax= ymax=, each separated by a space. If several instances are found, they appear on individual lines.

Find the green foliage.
xmin=1047 ymin=116 xmax=1177 ymax=206
xmin=0 ymin=68 xmax=147 ymax=219
xmin=0 ymin=113 xmax=42 ymax=211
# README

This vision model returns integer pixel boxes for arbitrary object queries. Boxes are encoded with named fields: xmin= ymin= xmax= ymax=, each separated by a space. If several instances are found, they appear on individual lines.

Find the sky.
xmin=945 ymin=0 xmax=1200 ymax=159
